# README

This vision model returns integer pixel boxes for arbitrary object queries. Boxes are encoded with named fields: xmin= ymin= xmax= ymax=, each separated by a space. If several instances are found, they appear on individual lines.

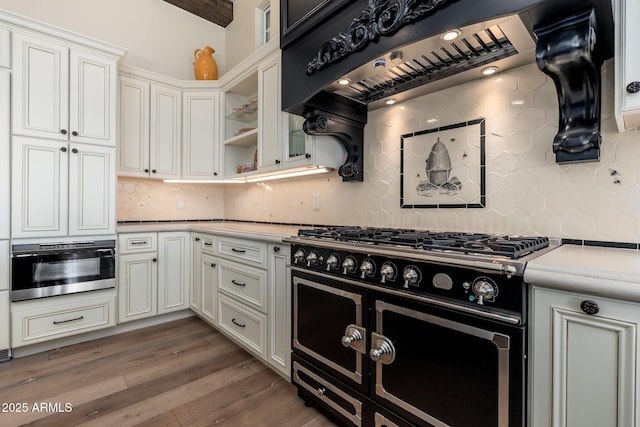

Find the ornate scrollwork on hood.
xmin=306 ymin=0 xmax=453 ymax=75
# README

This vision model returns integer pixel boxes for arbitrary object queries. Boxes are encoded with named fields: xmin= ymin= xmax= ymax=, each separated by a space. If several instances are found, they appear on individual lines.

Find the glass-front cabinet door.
xmin=282 ymin=113 xmax=312 ymax=168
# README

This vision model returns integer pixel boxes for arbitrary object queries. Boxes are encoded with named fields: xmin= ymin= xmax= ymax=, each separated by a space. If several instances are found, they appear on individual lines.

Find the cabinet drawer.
xmin=118 ymin=232 xmax=157 ymax=254
xmin=218 ymin=294 xmax=266 ymax=359
xmin=12 ymin=295 xmax=116 ymax=347
xmin=218 ymin=237 xmax=267 ymax=267
xmin=218 ymin=259 xmax=267 ymax=312
xmin=201 ymin=234 xmax=217 ymax=255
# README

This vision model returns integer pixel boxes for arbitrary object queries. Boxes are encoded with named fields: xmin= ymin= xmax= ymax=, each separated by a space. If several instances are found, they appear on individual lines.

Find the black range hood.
xmin=280 ymin=0 xmax=614 ymax=182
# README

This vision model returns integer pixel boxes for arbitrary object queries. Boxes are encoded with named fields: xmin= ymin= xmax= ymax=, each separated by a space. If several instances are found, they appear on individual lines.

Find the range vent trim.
xmin=307 ymin=0 xmax=454 ymax=75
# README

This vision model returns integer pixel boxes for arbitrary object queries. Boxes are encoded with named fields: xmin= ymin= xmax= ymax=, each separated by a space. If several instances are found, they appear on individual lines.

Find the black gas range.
xmin=284 ymin=226 xmax=558 ymax=427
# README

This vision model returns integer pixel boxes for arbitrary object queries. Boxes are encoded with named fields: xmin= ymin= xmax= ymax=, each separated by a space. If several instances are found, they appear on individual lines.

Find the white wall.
xmin=0 ymin=0 xmax=226 ymax=79
xmin=225 ymin=0 xmax=279 ymax=71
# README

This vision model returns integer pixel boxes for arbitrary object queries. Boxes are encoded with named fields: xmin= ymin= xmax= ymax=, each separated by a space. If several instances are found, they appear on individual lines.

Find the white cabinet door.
xmin=118 ymin=76 xmax=150 ymax=177
xmin=0 ymin=69 xmax=8 ymax=239
xmin=12 ymin=136 xmax=69 ymax=238
xmin=68 ymin=143 xmax=115 ymax=236
xmin=12 ymin=32 xmax=116 ymax=145
xmin=0 ymin=291 xmax=8 ymax=353
xmin=12 ymin=32 xmax=69 ymax=140
xmin=69 ymin=49 xmax=116 ymax=146
xmin=158 ymin=232 xmax=190 ymax=314
xmin=615 ymin=0 xmax=640 ymax=130
xmin=190 ymin=233 xmax=202 ymax=312
xmin=257 ymin=52 xmax=282 ymax=172
xmin=268 ymin=244 xmax=291 ymax=377
xmin=530 ymin=287 xmax=639 ymax=427
xmin=150 ymin=84 xmax=181 ymax=179
xmin=201 ymin=252 xmax=218 ymax=325
xmin=118 ymin=252 xmax=158 ymax=323
xmin=182 ymin=90 xmax=220 ymax=179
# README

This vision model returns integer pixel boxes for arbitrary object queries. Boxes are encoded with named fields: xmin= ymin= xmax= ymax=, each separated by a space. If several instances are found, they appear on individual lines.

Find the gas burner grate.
xmin=297 ymin=227 xmax=549 ymax=259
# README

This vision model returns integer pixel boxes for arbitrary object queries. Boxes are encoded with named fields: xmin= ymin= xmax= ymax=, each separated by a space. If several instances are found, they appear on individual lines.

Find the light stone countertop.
xmin=524 ymin=244 xmax=640 ymax=303
xmin=117 ymin=222 xmax=301 ymax=244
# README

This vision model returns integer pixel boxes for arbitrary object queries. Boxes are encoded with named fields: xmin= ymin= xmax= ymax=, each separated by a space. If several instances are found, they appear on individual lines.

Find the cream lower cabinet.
xmin=190 ymin=233 xmax=218 ymax=326
xmin=11 ymin=290 xmax=117 ymax=348
xmin=118 ymin=232 xmax=189 ymax=323
xmin=0 ymin=241 xmax=9 ymax=360
xmin=216 ymin=236 xmax=268 ymax=360
xmin=268 ymin=244 xmax=291 ymax=378
xmin=11 ymin=136 xmax=115 ymax=238
xmin=530 ymin=286 xmax=640 ymax=427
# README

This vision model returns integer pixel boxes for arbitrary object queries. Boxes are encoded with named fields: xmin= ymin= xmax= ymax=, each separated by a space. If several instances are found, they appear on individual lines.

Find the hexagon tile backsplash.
xmin=223 ymin=60 xmax=640 ymax=243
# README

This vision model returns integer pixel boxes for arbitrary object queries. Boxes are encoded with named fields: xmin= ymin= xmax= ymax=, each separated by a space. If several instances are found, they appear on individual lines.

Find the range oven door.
xmin=292 ymin=271 xmax=369 ymax=393
xmin=370 ymin=294 xmax=525 ymax=427
xmin=11 ymin=240 xmax=116 ymax=301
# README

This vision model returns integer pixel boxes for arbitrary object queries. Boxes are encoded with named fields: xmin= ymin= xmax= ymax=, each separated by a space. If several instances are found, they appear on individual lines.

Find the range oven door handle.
xmin=369 ymin=332 xmax=396 ymax=365
xmin=341 ymin=324 xmax=366 ymax=354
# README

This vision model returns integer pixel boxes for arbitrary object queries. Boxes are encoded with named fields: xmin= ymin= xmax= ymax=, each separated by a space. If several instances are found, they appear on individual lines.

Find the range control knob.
xmin=342 ymin=256 xmax=356 ymax=274
xmin=326 ymin=254 xmax=340 ymax=271
xmin=306 ymin=251 xmax=319 ymax=266
xmin=402 ymin=266 xmax=421 ymax=289
xmin=360 ymin=259 xmax=375 ymax=278
xmin=473 ymin=278 xmax=498 ymax=305
xmin=293 ymin=249 xmax=305 ymax=264
xmin=380 ymin=262 xmax=396 ymax=284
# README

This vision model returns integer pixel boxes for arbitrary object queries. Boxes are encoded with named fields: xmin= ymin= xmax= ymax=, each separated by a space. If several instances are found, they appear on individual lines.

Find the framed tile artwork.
xmin=400 ymin=118 xmax=486 ymax=208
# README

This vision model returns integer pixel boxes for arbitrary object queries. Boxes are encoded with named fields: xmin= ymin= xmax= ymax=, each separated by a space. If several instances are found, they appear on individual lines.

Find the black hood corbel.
xmin=534 ymin=8 xmax=603 ymax=163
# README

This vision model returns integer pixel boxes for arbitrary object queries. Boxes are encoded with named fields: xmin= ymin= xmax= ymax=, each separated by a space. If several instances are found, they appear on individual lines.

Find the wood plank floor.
xmin=0 ymin=317 xmax=337 ymax=427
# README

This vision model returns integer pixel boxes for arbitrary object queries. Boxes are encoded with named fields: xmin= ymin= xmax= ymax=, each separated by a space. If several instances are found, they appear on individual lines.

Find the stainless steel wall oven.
xmin=286 ymin=227 xmax=556 ymax=427
xmin=11 ymin=240 xmax=116 ymax=302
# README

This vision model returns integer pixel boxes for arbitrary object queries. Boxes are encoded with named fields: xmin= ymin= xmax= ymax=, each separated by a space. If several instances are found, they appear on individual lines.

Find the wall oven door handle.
xmin=12 ymin=253 xmax=40 ymax=258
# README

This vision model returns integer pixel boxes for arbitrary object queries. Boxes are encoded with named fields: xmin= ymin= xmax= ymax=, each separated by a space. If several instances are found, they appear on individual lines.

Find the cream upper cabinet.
xmin=615 ymin=0 xmax=640 ymax=130
xmin=0 ymin=26 xmax=9 ymax=68
xmin=118 ymin=74 xmax=182 ymax=179
xmin=0 ymin=69 xmax=9 ymax=239
xmin=68 ymin=143 xmax=116 ymax=236
xmin=12 ymin=136 xmax=115 ymax=238
xmin=530 ymin=286 xmax=639 ymax=427
xmin=12 ymin=32 xmax=117 ymax=146
xmin=257 ymin=51 xmax=282 ymax=172
xmin=12 ymin=136 xmax=69 ymax=237
xmin=182 ymin=90 xmax=220 ymax=179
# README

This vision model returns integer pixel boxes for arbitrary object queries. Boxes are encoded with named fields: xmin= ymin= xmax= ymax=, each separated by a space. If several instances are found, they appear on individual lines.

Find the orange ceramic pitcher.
xmin=193 ymin=46 xmax=218 ymax=80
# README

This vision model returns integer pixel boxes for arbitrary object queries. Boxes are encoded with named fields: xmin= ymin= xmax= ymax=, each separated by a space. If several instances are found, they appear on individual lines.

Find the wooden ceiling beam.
xmin=163 ymin=0 xmax=233 ymax=27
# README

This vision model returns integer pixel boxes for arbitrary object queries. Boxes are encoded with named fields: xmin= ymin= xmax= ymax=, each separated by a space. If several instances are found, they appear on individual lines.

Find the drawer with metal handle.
xmin=11 ymin=295 xmax=116 ymax=347
xmin=118 ymin=233 xmax=157 ymax=254
xmin=217 ymin=294 xmax=266 ymax=359
xmin=218 ymin=237 xmax=267 ymax=267
xmin=218 ymin=259 xmax=267 ymax=312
